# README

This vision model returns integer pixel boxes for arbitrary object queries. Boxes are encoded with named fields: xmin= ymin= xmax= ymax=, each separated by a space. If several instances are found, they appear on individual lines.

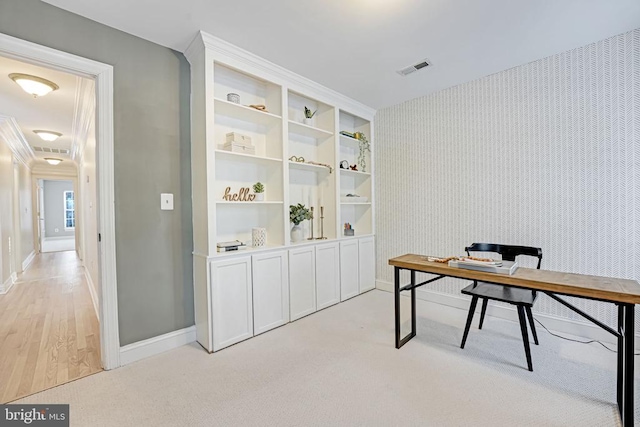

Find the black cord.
xmin=534 ymin=318 xmax=640 ymax=356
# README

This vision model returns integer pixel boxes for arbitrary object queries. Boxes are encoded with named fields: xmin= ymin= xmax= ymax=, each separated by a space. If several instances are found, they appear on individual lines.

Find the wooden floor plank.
xmin=0 ymin=251 xmax=102 ymax=403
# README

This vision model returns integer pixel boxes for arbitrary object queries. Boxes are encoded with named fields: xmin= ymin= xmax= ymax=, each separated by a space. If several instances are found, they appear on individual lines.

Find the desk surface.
xmin=389 ymin=254 xmax=640 ymax=304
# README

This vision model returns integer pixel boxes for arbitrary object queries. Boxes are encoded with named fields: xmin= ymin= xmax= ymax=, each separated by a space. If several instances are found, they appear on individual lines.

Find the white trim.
xmin=119 ymin=326 xmax=197 ymax=366
xmin=0 ymin=273 xmax=16 ymax=294
xmin=70 ymin=77 xmax=96 ymax=162
xmin=184 ymin=31 xmax=375 ymax=121
xmin=22 ymin=250 xmax=35 ymax=271
xmin=0 ymin=115 xmax=35 ymax=168
xmin=84 ymin=266 xmax=100 ymax=322
xmin=376 ymin=280 xmax=635 ymax=346
xmin=0 ymin=32 xmax=120 ymax=370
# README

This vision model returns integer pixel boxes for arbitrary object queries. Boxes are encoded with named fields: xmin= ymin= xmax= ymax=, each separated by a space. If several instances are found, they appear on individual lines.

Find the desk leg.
xmin=617 ymin=304 xmax=623 ymax=417
xmin=622 ymin=304 xmax=634 ymax=427
xmin=395 ymin=267 xmax=416 ymax=349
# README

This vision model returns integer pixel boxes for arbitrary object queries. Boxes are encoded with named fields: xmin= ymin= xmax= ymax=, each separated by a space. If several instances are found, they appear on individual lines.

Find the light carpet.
xmin=15 ymin=290 xmax=638 ymax=426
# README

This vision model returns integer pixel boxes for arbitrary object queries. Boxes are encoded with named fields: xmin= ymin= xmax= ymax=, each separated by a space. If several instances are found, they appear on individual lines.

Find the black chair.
xmin=459 ymin=243 xmax=543 ymax=371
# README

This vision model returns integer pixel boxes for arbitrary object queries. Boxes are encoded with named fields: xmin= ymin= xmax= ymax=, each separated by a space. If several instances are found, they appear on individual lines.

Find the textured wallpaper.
xmin=375 ymin=29 xmax=639 ymax=330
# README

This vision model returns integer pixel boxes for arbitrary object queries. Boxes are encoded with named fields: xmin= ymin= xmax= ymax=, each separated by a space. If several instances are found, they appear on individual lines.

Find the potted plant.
xmin=289 ymin=203 xmax=313 ymax=242
xmin=354 ymin=132 xmax=371 ymax=173
xmin=253 ymin=182 xmax=265 ymax=201
xmin=303 ymin=106 xmax=316 ymax=126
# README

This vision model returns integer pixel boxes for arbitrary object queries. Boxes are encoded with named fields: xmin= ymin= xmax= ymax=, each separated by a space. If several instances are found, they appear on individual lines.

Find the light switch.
xmin=161 ymin=193 xmax=174 ymax=210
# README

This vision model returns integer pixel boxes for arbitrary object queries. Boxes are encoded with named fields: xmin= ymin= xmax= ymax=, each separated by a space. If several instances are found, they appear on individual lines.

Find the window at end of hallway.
xmin=64 ymin=190 xmax=75 ymax=230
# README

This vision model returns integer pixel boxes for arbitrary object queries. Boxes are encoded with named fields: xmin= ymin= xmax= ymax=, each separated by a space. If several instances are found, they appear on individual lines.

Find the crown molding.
xmin=70 ymin=76 xmax=96 ymax=162
xmin=0 ymin=115 xmax=35 ymax=168
xmin=185 ymin=31 xmax=376 ymax=120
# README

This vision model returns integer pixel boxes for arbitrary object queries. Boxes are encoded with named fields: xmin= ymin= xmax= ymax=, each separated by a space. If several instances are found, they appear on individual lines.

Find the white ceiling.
xmin=42 ymin=0 xmax=640 ymax=109
xmin=0 ymin=55 xmax=82 ymax=165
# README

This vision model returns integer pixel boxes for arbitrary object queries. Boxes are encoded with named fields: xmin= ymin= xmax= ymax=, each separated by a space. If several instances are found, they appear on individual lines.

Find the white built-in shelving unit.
xmin=186 ymin=32 xmax=376 ymax=353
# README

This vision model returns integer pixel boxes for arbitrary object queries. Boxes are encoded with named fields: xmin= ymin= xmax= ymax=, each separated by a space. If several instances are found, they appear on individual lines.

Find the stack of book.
xmin=223 ymin=132 xmax=255 ymax=155
xmin=216 ymin=240 xmax=248 ymax=252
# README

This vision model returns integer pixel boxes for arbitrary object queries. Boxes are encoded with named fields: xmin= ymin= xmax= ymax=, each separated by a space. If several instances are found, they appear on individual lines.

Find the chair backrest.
xmin=465 ymin=243 xmax=542 ymax=269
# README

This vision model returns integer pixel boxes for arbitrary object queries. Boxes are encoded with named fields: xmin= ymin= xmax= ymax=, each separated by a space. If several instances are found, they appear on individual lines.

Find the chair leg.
xmin=460 ymin=296 xmax=479 ymax=349
xmin=525 ymin=306 xmax=539 ymax=345
xmin=478 ymin=298 xmax=488 ymax=329
xmin=517 ymin=306 xmax=533 ymax=372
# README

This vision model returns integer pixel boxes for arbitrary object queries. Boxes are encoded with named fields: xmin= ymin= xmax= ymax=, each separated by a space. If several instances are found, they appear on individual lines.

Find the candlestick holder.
xmin=307 ymin=206 xmax=315 ymax=240
xmin=316 ymin=206 xmax=327 ymax=240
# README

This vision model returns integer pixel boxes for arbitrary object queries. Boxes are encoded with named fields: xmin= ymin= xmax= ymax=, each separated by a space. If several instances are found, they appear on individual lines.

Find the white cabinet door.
xmin=316 ymin=242 xmax=340 ymax=310
xmin=289 ymin=246 xmax=316 ymax=321
xmin=211 ymin=256 xmax=253 ymax=351
xmin=252 ymin=251 xmax=290 ymax=335
xmin=340 ymin=239 xmax=359 ymax=301
xmin=359 ymin=236 xmax=376 ymax=293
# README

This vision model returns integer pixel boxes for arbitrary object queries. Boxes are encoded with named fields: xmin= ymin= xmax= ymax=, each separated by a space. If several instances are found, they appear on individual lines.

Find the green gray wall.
xmin=43 ymin=180 xmax=74 ymax=238
xmin=0 ymin=0 xmax=193 ymax=345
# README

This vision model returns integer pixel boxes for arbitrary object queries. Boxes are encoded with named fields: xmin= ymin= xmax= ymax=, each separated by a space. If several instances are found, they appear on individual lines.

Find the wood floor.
xmin=0 ymin=251 xmax=101 ymax=403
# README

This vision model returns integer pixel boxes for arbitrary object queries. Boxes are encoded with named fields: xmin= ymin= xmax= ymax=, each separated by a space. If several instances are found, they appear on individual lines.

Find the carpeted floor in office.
xmin=14 ymin=290 xmax=639 ymax=426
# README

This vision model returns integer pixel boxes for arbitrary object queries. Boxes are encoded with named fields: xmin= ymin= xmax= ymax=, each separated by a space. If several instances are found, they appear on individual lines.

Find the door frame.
xmin=0 ymin=32 xmax=120 ymax=369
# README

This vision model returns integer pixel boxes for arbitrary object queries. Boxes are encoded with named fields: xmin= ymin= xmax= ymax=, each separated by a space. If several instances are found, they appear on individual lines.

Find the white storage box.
xmin=225 ymin=132 xmax=252 ymax=146
xmin=223 ymin=142 xmax=255 ymax=154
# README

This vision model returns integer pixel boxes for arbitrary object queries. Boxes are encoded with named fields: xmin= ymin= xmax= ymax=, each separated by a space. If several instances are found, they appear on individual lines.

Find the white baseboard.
xmin=120 ymin=326 xmax=196 ymax=366
xmin=376 ymin=280 xmax=637 ymax=347
xmin=0 ymin=272 xmax=17 ymax=294
xmin=84 ymin=267 xmax=100 ymax=322
xmin=44 ymin=236 xmax=75 ymax=241
xmin=22 ymin=250 xmax=35 ymax=271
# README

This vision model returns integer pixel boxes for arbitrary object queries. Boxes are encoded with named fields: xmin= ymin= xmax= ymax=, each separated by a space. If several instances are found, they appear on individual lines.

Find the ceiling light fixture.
xmin=33 ymin=130 xmax=62 ymax=141
xmin=9 ymin=73 xmax=59 ymax=97
xmin=44 ymin=158 xmax=63 ymax=166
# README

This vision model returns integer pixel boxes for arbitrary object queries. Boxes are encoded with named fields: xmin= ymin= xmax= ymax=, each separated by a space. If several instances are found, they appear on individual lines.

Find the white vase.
xmin=303 ymin=117 xmax=313 ymax=126
xmin=252 ymin=227 xmax=267 ymax=247
xmin=255 ymin=193 xmax=264 ymax=201
xmin=290 ymin=224 xmax=303 ymax=243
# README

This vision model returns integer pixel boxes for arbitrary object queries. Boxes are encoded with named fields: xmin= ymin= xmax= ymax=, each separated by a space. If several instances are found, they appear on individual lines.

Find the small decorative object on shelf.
xmin=349 ymin=164 xmax=358 ymax=171
xmin=223 ymin=132 xmax=255 ymax=154
xmin=290 ymin=203 xmax=313 ymax=243
xmin=303 ymin=106 xmax=316 ymax=125
xmin=339 ymin=160 xmax=349 ymax=169
xmin=249 ymin=104 xmax=267 ymax=112
xmin=216 ymin=240 xmax=247 ymax=252
xmin=226 ymin=93 xmax=240 ymax=103
xmin=344 ymin=223 xmax=355 ymax=237
xmin=253 ymin=182 xmax=265 ymax=201
xmin=354 ymin=132 xmax=370 ymax=173
xmin=340 ymin=130 xmax=355 ymax=138
xmin=307 ymin=207 xmax=315 ymax=240
xmin=252 ymin=227 xmax=267 ymax=247
xmin=317 ymin=206 xmax=327 ymax=240
xmin=289 ymin=156 xmax=333 ymax=173
xmin=341 ymin=194 xmax=368 ymax=203
xmin=223 ymin=187 xmax=256 ymax=201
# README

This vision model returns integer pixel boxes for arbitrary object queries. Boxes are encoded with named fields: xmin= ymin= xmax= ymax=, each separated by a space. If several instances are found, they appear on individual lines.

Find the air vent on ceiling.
xmin=397 ymin=59 xmax=432 ymax=76
xmin=33 ymin=146 xmax=70 ymax=155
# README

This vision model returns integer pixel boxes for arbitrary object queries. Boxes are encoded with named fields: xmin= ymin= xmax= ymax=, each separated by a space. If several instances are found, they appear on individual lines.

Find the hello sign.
xmin=223 ymin=187 xmax=256 ymax=202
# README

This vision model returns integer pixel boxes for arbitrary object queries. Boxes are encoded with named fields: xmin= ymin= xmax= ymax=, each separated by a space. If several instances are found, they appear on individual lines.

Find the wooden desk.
xmin=388 ymin=254 xmax=640 ymax=427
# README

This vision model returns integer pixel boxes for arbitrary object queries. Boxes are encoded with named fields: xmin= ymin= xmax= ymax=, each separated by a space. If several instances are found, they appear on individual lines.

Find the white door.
xmin=289 ymin=246 xmax=316 ymax=321
xmin=211 ymin=256 xmax=253 ymax=351
xmin=252 ymin=251 xmax=289 ymax=335
xmin=358 ymin=237 xmax=376 ymax=293
xmin=340 ymin=239 xmax=359 ymax=301
xmin=316 ymin=242 xmax=340 ymax=310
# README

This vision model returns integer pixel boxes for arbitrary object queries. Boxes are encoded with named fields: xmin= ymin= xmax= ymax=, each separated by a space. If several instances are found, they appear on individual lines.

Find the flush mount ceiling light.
xmin=44 ymin=157 xmax=63 ymax=166
xmin=9 ymin=73 xmax=59 ymax=97
xmin=33 ymin=130 xmax=62 ymax=141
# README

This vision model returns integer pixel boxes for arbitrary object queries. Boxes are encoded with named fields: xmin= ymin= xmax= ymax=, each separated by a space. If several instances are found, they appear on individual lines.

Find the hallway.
xmin=0 ymin=251 xmax=101 ymax=403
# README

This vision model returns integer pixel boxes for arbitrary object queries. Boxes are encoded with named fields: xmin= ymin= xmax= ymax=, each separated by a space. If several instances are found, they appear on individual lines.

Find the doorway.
xmin=38 ymin=179 xmax=76 ymax=253
xmin=0 ymin=32 xmax=119 ymax=373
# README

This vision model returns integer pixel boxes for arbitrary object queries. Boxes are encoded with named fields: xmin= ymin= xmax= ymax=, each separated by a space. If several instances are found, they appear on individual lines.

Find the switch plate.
xmin=161 ymin=193 xmax=174 ymax=210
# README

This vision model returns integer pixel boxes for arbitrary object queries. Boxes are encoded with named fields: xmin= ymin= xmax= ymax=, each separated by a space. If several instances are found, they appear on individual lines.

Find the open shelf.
xmin=216 ymin=149 xmax=282 ymax=164
xmin=340 ymin=168 xmax=370 ymax=177
xmin=339 ymin=134 xmax=361 ymax=147
xmin=340 ymin=202 xmax=371 ymax=205
xmin=214 ymin=98 xmax=281 ymax=126
xmin=288 ymin=161 xmax=333 ymax=174
xmin=288 ymin=120 xmax=333 ymax=139
xmin=216 ymin=201 xmax=284 ymax=205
